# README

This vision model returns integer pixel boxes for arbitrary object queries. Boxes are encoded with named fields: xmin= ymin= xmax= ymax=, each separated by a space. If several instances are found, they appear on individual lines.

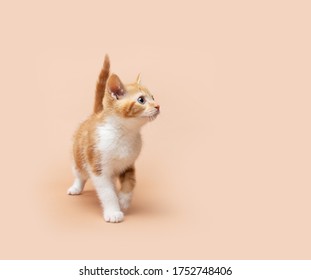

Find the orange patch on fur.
xmin=73 ymin=114 xmax=104 ymax=177
xmin=119 ymin=166 xmax=136 ymax=193
xmin=119 ymin=101 xmax=145 ymax=118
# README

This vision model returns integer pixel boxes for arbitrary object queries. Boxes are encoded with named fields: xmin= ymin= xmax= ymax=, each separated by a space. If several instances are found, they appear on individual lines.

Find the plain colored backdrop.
xmin=0 ymin=0 xmax=310 ymax=259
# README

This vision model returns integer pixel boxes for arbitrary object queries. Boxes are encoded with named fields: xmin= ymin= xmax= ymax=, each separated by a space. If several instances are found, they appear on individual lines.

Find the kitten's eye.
xmin=137 ymin=96 xmax=146 ymax=104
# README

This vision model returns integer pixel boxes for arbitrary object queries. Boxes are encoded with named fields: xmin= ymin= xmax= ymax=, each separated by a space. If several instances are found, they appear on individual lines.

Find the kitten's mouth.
xmin=147 ymin=111 xmax=160 ymax=121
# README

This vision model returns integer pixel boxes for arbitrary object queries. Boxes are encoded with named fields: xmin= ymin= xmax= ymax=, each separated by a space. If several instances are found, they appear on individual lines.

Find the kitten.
xmin=67 ymin=55 xmax=160 ymax=223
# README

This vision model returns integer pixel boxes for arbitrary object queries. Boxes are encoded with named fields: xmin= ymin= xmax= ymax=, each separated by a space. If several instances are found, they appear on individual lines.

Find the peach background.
xmin=0 ymin=0 xmax=310 ymax=259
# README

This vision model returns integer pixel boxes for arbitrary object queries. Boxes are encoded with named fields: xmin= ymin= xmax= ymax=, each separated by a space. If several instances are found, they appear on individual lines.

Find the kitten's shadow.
xmin=76 ymin=189 xmax=157 ymax=217
xmin=125 ymin=202 xmax=156 ymax=216
xmin=76 ymin=189 xmax=101 ymax=211
xmin=62 ymin=166 xmax=160 ymax=218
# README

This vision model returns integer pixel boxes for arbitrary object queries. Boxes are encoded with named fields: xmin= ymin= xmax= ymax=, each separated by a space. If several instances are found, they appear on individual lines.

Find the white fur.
xmin=74 ymin=116 xmax=143 ymax=223
xmin=67 ymin=168 xmax=86 ymax=195
xmin=96 ymin=116 xmax=143 ymax=174
xmin=91 ymin=174 xmax=124 ymax=223
xmin=67 ymin=179 xmax=84 ymax=195
xmin=90 ymin=116 xmax=143 ymax=222
xmin=67 ymin=113 xmax=147 ymax=223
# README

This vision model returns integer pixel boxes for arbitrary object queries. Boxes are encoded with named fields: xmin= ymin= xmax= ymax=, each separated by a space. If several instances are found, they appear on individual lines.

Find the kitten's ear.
xmin=107 ymin=74 xmax=126 ymax=100
xmin=136 ymin=73 xmax=141 ymax=84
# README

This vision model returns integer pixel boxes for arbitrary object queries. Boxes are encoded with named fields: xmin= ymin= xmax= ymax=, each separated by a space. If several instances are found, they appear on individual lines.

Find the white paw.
xmin=67 ymin=185 xmax=82 ymax=195
xmin=118 ymin=192 xmax=132 ymax=211
xmin=104 ymin=210 xmax=124 ymax=223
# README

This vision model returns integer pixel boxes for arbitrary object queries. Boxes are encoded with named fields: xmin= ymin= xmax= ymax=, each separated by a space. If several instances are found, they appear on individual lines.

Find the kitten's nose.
xmin=155 ymin=104 xmax=160 ymax=111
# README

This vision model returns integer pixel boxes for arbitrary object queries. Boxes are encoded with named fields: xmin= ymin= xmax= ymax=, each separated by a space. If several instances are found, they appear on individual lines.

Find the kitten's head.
xmin=105 ymin=73 xmax=160 ymax=123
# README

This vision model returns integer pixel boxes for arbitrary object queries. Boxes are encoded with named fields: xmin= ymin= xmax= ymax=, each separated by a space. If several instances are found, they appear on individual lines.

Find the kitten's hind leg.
xmin=118 ymin=166 xmax=136 ymax=211
xmin=67 ymin=167 xmax=87 ymax=195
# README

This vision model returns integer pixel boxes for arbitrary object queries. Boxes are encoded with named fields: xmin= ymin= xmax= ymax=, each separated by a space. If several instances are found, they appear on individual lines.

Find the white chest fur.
xmin=96 ymin=117 xmax=142 ymax=174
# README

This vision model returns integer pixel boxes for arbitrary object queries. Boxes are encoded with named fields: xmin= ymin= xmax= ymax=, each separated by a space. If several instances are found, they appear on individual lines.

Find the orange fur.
xmin=73 ymin=63 xmax=159 ymax=178
xmin=73 ymin=114 xmax=105 ymax=177
xmin=69 ymin=55 xmax=160 ymax=222
xmin=93 ymin=55 xmax=110 ymax=114
xmin=119 ymin=166 xmax=136 ymax=193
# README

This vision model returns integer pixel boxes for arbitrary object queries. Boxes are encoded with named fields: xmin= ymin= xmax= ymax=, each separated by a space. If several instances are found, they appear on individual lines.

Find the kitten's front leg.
xmin=91 ymin=173 xmax=124 ymax=223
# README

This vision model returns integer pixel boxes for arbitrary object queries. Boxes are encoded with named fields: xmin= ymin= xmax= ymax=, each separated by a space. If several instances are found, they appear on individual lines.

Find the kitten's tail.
xmin=94 ymin=55 xmax=110 ymax=114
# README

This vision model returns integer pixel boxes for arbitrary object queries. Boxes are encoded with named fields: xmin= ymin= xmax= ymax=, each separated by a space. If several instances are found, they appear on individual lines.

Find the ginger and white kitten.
xmin=67 ymin=55 xmax=160 ymax=223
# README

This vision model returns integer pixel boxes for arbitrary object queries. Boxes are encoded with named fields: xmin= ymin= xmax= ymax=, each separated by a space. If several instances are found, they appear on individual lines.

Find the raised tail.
xmin=93 ymin=55 xmax=110 ymax=114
